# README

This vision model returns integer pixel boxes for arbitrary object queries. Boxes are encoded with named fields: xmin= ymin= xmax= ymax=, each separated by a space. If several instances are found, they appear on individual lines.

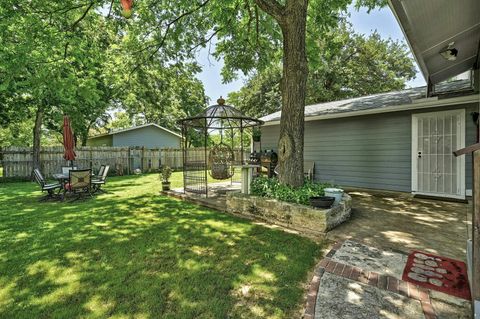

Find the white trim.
xmin=89 ymin=123 xmax=182 ymax=139
xmin=460 ymin=109 xmax=466 ymax=197
xmin=261 ymin=94 xmax=479 ymax=126
xmin=411 ymin=109 xmax=466 ymax=199
xmin=411 ymin=114 xmax=419 ymax=192
xmin=388 ymin=0 xmax=479 ymax=84
xmin=388 ymin=0 xmax=429 ymax=82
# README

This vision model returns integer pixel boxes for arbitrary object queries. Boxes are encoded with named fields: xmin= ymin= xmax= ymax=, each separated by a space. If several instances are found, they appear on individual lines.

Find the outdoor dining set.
xmin=33 ymin=165 xmax=110 ymax=201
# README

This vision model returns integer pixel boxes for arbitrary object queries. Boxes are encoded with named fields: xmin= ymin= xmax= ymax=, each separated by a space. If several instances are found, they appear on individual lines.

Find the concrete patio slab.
xmin=315 ymin=272 xmax=424 ymax=319
xmin=327 ymin=189 xmax=471 ymax=261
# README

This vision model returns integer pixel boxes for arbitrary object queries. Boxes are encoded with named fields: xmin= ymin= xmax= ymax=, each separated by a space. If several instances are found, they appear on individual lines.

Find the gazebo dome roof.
xmin=178 ymin=97 xmax=264 ymax=129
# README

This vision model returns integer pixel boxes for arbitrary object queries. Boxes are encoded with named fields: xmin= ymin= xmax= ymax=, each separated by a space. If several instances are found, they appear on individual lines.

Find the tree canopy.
xmin=1 ymin=0 xmax=400 ymax=185
xmin=228 ymin=21 xmax=416 ymax=118
xmin=0 ymin=0 xmax=208 ymax=148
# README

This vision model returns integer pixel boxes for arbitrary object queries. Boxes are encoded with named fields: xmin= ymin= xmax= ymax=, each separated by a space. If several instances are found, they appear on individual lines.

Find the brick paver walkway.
xmin=305 ymin=241 xmax=470 ymax=319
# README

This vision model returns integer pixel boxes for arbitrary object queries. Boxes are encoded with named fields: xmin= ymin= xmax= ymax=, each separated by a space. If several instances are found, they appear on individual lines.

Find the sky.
xmin=195 ymin=5 xmax=427 ymax=101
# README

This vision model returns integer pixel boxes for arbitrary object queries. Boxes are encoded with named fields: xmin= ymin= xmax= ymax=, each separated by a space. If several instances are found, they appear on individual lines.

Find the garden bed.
xmin=226 ymin=192 xmax=352 ymax=237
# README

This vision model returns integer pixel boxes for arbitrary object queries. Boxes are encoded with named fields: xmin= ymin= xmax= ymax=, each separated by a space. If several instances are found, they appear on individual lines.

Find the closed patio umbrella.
xmin=63 ymin=115 xmax=76 ymax=166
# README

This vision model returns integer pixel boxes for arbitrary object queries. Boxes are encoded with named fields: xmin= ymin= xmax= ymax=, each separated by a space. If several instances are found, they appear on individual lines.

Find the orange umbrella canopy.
xmin=120 ymin=0 xmax=133 ymax=18
xmin=63 ymin=116 xmax=76 ymax=162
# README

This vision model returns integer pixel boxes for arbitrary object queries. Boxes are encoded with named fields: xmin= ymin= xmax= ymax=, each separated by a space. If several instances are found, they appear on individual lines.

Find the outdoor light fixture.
xmin=439 ymin=42 xmax=458 ymax=61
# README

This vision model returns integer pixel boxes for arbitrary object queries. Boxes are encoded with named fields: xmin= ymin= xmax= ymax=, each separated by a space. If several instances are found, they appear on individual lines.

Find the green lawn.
xmin=0 ymin=173 xmax=322 ymax=318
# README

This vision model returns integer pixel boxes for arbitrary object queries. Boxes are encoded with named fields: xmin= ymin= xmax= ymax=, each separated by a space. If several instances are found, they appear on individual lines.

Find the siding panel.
xmin=86 ymin=135 xmax=113 ymax=147
xmin=112 ymin=126 xmax=181 ymax=148
xmin=261 ymin=103 xmax=478 ymax=193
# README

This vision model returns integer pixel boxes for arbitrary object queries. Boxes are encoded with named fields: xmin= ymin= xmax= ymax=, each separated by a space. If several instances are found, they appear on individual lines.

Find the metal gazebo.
xmin=177 ymin=97 xmax=263 ymax=197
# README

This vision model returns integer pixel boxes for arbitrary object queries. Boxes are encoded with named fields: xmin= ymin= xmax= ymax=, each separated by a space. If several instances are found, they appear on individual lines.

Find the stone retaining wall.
xmin=226 ymin=192 xmax=352 ymax=236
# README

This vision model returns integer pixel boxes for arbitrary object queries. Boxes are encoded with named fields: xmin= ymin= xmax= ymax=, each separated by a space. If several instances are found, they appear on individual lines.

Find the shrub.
xmin=159 ymin=166 xmax=172 ymax=183
xmin=250 ymin=176 xmax=333 ymax=205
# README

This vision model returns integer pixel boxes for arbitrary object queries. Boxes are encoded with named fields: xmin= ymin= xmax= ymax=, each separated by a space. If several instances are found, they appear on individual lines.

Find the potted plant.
xmin=160 ymin=166 xmax=172 ymax=191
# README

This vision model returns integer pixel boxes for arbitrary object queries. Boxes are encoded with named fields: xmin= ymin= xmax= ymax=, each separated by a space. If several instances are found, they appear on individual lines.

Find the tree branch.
xmin=254 ymin=0 xmax=285 ymax=23
xmin=62 ymin=2 xmax=95 ymax=59
xmin=107 ymin=0 xmax=115 ymax=18
xmin=71 ymin=1 xmax=95 ymax=30
xmin=131 ymin=0 xmax=212 ymax=75
xmin=187 ymin=28 xmax=222 ymax=54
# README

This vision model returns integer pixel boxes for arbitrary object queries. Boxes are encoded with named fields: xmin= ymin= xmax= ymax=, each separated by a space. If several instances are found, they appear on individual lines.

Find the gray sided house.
xmin=87 ymin=123 xmax=181 ymax=149
xmin=260 ymin=80 xmax=480 ymax=200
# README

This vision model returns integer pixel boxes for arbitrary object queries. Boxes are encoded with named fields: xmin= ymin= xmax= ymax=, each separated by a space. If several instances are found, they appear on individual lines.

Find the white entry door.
xmin=412 ymin=109 xmax=465 ymax=199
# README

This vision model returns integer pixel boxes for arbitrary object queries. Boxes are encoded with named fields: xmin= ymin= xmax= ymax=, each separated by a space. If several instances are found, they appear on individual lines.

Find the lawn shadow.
xmin=0 ymin=176 xmax=322 ymax=318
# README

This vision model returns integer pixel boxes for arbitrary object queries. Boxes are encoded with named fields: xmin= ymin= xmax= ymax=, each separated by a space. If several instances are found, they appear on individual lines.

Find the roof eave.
xmin=388 ymin=0 xmax=429 ymax=82
xmin=262 ymin=93 xmax=479 ymax=126
xmin=88 ymin=123 xmax=182 ymax=140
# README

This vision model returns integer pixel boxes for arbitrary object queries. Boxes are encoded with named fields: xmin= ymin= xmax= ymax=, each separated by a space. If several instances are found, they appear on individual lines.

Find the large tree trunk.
xmin=32 ymin=106 xmax=43 ymax=173
xmin=276 ymin=1 xmax=308 ymax=187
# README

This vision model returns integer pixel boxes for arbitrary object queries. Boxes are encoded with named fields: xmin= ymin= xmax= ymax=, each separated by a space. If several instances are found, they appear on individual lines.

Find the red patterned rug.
xmin=402 ymin=251 xmax=471 ymax=300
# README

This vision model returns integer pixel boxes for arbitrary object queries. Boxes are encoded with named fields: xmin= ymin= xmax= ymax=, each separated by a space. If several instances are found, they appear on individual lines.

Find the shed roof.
xmin=260 ymin=79 xmax=475 ymax=124
xmin=89 ymin=123 xmax=182 ymax=139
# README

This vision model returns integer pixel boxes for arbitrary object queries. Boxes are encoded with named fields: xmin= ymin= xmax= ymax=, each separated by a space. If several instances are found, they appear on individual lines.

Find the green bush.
xmin=159 ymin=166 xmax=172 ymax=183
xmin=250 ymin=176 xmax=333 ymax=205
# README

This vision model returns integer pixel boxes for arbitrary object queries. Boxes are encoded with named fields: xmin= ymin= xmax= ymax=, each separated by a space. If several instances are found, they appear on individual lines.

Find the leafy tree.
xmin=0 ymin=120 xmax=34 ymax=148
xmin=106 ymin=112 xmax=134 ymax=131
xmin=228 ymin=65 xmax=282 ymax=118
xmin=220 ymin=0 xmax=390 ymax=186
xmin=0 ymin=1 xmax=117 ymax=168
xmin=112 ymin=62 xmax=208 ymax=132
xmin=229 ymin=22 xmax=416 ymax=117
xmin=1 ymin=0 xmax=389 ymax=186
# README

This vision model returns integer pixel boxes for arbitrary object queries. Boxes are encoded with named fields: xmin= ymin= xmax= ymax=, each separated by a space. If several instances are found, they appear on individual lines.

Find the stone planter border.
xmin=226 ymin=192 xmax=352 ymax=237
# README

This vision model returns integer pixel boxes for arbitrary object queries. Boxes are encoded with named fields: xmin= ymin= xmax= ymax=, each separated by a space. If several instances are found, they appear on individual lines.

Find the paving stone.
xmin=398 ymin=280 xmax=409 ymax=297
xmin=325 ymin=260 xmax=336 ymax=273
xmin=430 ymin=290 xmax=471 ymax=308
xmin=330 ymin=240 xmax=407 ymax=279
xmin=386 ymin=276 xmax=399 ymax=293
xmin=314 ymin=272 xmax=424 ymax=319
xmin=333 ymin=263 xmax=345 ymax=276
xmin=430 ymin=297 xmax=471 ymax=319
xmin=368 ymin=271 xmax=379 ymax=286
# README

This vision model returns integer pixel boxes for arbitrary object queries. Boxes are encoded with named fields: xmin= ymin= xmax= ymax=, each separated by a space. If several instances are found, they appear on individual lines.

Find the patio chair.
xmin=66 ymin=169 xmax=93 ymax=200
xmin=33 ymin=168 xmax=62 ymax=201
xmin=304 ymin=161 xmax=315 ymax=181
xmin=94 ymin=165 xmax=106 ymax=180
xmin=272 ymin=161 xmax=315 ymax=181
xmin=92 ymin=165 xmax=109 ymax=194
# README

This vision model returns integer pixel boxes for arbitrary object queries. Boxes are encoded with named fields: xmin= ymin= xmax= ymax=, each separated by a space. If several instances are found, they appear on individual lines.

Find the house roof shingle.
xmin=260 ymin=79 xmax=474 ymax=123
xmin=89 ymin=123 xmax=182 ymax=139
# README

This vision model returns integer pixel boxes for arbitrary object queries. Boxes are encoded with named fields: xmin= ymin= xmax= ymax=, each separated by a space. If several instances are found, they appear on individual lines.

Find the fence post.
xmin=127 ymin=147 xmax=131 ymax=175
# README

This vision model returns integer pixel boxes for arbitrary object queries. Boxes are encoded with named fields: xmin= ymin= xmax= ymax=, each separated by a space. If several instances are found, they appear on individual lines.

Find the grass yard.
xmin=0 ymin=173 xmax=322 ymax=319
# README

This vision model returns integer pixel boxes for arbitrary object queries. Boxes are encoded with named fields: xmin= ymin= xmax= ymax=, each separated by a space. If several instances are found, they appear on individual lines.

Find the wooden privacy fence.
xmin=0 ymin=146 xmax=249 ymax=179
xmin=1 ymin=146 xmax=160 ymax=179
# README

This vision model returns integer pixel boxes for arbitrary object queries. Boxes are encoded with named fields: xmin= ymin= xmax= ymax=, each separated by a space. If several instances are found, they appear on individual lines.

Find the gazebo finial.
xmin=217 ymin=96 xmax=225 ymax=105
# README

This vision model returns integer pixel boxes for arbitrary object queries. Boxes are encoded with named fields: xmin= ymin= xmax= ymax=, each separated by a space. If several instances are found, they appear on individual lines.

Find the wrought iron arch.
xmin=177 ymin=97 xmax=263 ymax=197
